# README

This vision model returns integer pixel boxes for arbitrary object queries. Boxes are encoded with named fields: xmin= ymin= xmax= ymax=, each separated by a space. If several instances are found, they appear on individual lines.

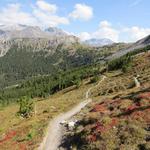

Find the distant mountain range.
xmin=0 ymin=24 xmax=69 ymax=38
xmin=45 ymin=27 xmax=68 ymax=36
xmin=0 ymin=24 xmax=116 ymax=57
xmin=0 ymin=24 xmax=150 ymax=59
xmin=83 ymin=38 xmax=114 ymax=47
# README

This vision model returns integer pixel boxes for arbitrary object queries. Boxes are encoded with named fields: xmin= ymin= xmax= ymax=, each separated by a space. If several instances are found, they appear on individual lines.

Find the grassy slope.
xmin=61 ymin=51 xmax=150 ymax=150
xmin=0 ymin=80 xmax=93 ymax=150
xmin=0 ymin=50 xmax=149 ymax=150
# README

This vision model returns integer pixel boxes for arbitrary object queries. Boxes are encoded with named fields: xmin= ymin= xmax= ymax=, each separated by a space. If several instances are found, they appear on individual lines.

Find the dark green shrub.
xmin=108 ymin=54 xmax=132 ymax=72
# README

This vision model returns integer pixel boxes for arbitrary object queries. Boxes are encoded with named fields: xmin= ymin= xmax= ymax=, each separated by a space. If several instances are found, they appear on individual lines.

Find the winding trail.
xmin=39 ymin=76 xmax=106 ymax=150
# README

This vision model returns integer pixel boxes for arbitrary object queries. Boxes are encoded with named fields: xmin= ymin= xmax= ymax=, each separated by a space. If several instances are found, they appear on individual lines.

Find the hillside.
xmin=0 ymin=0 xmax=150 ymax=149
xmin=0 ymin=44 xmax=150 ymax=150
xmin=1 ymin=25 xmax=150 ymax=90
xmin=107 ymin=35 xmax=150 ymax=60
xmin=0 ymin=40 xmax=128 ymax=89
xmin=0 ymin=41 xmax=150 ymax=150
xmin=0 ymin=43 xmax=100 ymax=89
xmin=0 ymin=25 xmax=150 ymax=150
xmin=60 ymin=51 xmax=150 ymax=150
xmin=0 ymin=78 xmax=93 ymax=150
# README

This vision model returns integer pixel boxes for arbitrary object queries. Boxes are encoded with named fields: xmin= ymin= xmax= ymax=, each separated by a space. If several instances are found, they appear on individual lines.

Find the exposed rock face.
xmin=45 ymin=27 xmax=68 ymax=36
xmin=0 ymin=40 xmax=11 ymax=56
xmin=0 ymin=24 xmax=79 ymax=57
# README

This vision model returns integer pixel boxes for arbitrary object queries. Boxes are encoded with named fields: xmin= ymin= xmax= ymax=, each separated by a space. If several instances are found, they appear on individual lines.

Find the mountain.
xmin=84 ymin=38 xmax=114 ymax=47
xmin=0 ymin=25 xmax=94 ymax=88
xmin=45 ymin=27 xmax=68 ymax=36
xmin=0 ymin=26 xmax=48 ymax=40
xmin=0 ymin=24 xmax=79 ymax=57
xmin=107 ymin=35 xmax=150 ymax=60
xmin=134 ymin=35 xmax=150 ymax=46
xmin=0 ymin=24 xmax=77 ymax=40
xmin=0 ymin=24 xmax=79 ymax=40
xmin=0 ymin=24 xmax=150 ymax=89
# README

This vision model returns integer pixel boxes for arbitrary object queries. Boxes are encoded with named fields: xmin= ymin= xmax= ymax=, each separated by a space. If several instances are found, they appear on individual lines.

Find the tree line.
xmin=0 ymin=64 xmax=101 ymax=106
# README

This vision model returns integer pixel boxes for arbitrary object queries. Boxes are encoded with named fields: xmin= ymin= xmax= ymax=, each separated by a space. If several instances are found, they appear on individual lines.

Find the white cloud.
xmin=123 ymin=26 xmax=150 ymax=41
xmin=69 ymin=4 xmax=93 ymax=21
xmin=0 ymin=2 xmax=149 ymax=43
xmin=0 ymin=1 xmax=69 ymax=28
xmin=78 ymin=21 xmax=150 ymax=42
xmin=78 ymin=32 xmax=91 ymax=41
xmin=0 ymin=3 xmax=37 ymax=26
xmin=99 ymin=20 xmax=111 ymax=28
xmin=36 ymin=0 xmax=57 ymax=14
xmin=78 ymin=21 xmax=119 ymax=42
xmin=33 ymin=0 xmax=70 ymax=27
xmin=93 ymin=21 xmax=119 ymax=42
xmin=33 ymin=6 xmax=69 ymax=27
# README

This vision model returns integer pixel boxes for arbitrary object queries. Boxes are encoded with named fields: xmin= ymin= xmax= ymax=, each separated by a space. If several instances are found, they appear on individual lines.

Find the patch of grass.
xmin=0 ymin=82 xmax=92 ymax=149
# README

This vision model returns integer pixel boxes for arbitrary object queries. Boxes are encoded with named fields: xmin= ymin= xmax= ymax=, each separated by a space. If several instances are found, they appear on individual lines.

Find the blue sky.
xmin=0 ymin=0 xmax=149 ymax=42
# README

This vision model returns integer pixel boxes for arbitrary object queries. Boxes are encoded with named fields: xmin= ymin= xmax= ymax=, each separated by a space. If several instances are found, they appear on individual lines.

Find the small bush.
xmin=108 ymin=54 xmax=132 ymax=72
xmin=17 ymin=96 xmax=34 ymax=118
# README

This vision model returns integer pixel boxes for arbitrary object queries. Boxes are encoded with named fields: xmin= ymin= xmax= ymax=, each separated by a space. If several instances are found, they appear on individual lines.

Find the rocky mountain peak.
xmin=0 ymin=24 xmax=79 ymax=57
xmin=84 ymin=38 xmax=114 ymax=47
xmin=45 ymin=27 xmax=68 ymax=36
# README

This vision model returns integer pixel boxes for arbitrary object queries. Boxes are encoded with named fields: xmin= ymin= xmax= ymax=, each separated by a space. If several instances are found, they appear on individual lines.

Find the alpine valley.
xmin=0 ymin=24 xmax=150 ymax=150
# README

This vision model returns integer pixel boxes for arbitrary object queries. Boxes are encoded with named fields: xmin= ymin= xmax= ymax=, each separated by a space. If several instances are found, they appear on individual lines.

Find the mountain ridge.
xmin=84 ymin=38 xmax=114 ymax=47
xmin=0 ymin=24 xmax=79 ymax=57
xmin=106 ymin=34 xmax=150 ymax=60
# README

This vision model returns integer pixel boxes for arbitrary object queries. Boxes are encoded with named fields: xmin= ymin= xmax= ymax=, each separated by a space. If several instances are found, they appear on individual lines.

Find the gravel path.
xmin=39 ymin=76 xmax=106 ymax=150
